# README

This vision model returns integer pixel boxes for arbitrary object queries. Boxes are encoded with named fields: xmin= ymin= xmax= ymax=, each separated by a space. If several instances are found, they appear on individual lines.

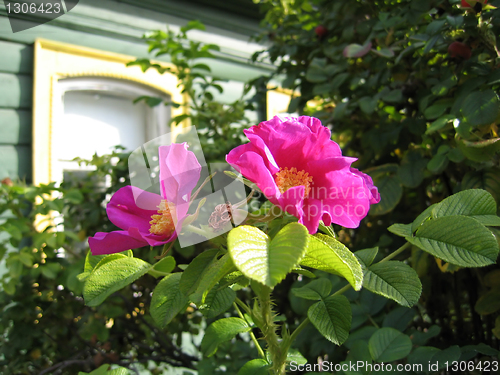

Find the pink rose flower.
xmin=89 ymin=143 xmax=201 ymax=255
xmin=226 ymin=116 xmax=380 ymax=233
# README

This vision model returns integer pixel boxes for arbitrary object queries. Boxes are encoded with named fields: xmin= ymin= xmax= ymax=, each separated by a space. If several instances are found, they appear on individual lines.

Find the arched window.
xmin=33 ymin=39 xmax=187 ymax=186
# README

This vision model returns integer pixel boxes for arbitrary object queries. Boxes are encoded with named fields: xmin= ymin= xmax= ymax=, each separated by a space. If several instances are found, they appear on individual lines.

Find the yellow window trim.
xmin=32 ymin=38 xmax=189 ymax=186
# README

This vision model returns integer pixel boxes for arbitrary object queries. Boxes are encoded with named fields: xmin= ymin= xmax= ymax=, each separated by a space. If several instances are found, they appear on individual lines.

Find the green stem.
xmin=235 ymin=297 xmax=252 ymax=316
xmin=289 ymin=317 xmax=309 ymax=345
xmin=379 ymin=241 xmax=411 ymax=263
xmin=233 ymin=302 xmax=266 ymax=360
xmin=254 ymin=284 xmax=286 ymax=374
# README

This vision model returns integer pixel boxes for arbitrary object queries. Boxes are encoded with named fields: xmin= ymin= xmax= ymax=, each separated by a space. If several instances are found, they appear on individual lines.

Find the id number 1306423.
xmin=445 ymin=360 xmax=498 ymax=373
xmin=5 ymin=2 xmax=62 ymax=14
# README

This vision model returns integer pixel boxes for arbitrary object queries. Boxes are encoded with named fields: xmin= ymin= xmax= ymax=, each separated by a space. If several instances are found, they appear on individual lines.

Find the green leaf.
xmin=180 ymin=20 xmax=206 ymax=33
xmin=407 ymin=216 xmax=499 ymax=267
xmin=398 ymin=151 xmax=428 ymax=188
xmin=291 ymin=278 xmax=332 ymax=300
xmin=227 ymin=223 xmax=309 ymax=288
xmin=382 ymin=307 xmax=416 ymax=331
xmin=306 ymin=58 xmax=328 ymax=83
xmin=40 ymin=263 xmax=61 ymax=279
xmin=358 ymin=96 xmax=378 ymax=115
xmin=343 ymin=42 xmax=372 ymax=58
xmin=432 ymin=189 xmax=497 ymax=219
xmin=149 ymin=256 xmax=176 ymax=278
xmin=307 ymin=295 xmax=351 ymax=345
xmin=461 ymin=90 xmax=500 ymax=127
xmin=191 ymin=253 xmax=235 ymax=304
xmin=426 ymin=114 xmax=455 ymax=134
xmin=475 ymin=287 xmax=500 ymax=315
xmin=78 ymin=364 xmax=129 ymax=375
xmin=368 ymin=327 xmax=412 ymax=362
xmin=286 ymin=348 xmax=307 ymax=365
xmin=424 ymin=102 xmax=450 ymax=120
xmin=201 ymin=286 xmax=236 ymax=319
xmin=369 ymin=174 xmax=402 ymax=215
xmin=432 ymin=345 xmax=461 ymax=371
xmin=382 ymin=89 xmax=403 ymax=103
xmin=427 ymin=153 xmax=448 ymax=174
xmin=83 ymin=257 xmax=151 ymax=306
xmin=431 ymin=76 xmax=457 ymax=96
xmin=388 ymin=223 xmax=413 ymax=238
xmin=201 ymin=317 xmax=250 ymax=357
xmin=407 ymin=346 xmax=441 ymax=370
xmin=363 ymin=261 xmax=422 ymax=307
xmin=354 ymin=247 xmax=378 ymax=267
xmin=237 ymin=359 xmax=270 ymax=375
xmin=371 ymin=47 xmax=395 ymax=58
xmin=301 ymin=234 xmax=363 ymax=290
xmin=150 ymin=273 xmax=189 ymax=328
xmin=180 ymin=249 xmax=218 ymax=296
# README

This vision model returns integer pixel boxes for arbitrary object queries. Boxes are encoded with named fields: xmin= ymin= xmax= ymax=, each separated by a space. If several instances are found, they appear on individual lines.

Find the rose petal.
xmin=88 ymin=230 xmax=148 ymax=255
xmin=107 ymin=186 xmax=161 ymax=232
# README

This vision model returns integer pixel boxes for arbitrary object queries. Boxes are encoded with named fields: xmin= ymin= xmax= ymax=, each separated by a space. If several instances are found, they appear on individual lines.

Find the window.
xmin=33 ymin=39 xmax=187 ymax=186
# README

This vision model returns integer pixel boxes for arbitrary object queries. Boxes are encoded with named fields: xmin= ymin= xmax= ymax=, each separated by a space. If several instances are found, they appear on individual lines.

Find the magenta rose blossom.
xmin=88 ymin=143 xmax=201 ymax=255
xmin=226 ymin=115 xmax=380 ymax=233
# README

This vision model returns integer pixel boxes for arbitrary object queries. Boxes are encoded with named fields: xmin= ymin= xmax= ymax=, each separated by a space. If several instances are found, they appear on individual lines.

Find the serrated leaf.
xmin=432 ymin=189 xmax=497 ymax=219
xmin=407 ymin=216 xmax=499 ymax=267
xmin=368 ymin=327 xmax=412 ymax=362
xmin=180 ymin=249 xmax=218 ymax=295
xmin=363 ymin=261 xmax=422 ymax=307
xmin=227 ymin=223 xmax=309 ymax=288
xmin=237 ymin=359 xmax=271 ymax=375
xmin=308 ymin=295 xmax=351 ymax=345
xmin=191 ymin=253 xmax=235 ymax=304
xmin=201 ymin=317 xmax=250 ymax=357
xmin=301 ymin=234 xmax=363 ymax=290
xmin=201 ymin=286 xmax=236 ymax=319
xmin=291 ymin=278 xmax=332 ymax=300
xmin=150 ymin=273 xmax=188 ymax=328
xmin=83 ymin=257 xmax=151 ymax=306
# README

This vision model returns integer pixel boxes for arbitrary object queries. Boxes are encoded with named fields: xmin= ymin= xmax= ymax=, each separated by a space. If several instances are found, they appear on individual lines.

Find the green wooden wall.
xmin=0 ymin=0 xmax=271 ymax=183
xmin=0 ymin=40 xmax=33 ymax=182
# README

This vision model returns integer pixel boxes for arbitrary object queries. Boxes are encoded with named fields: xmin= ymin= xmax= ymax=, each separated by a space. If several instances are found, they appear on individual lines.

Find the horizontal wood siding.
xmin=0 ymin=40 xmax=33 ymax=182
xmin=0 ymin=109 xmax=32 ymax=145
xmin=0 ymin=73 xmax=33 ymax=109
xmin=0 ymin=145 xmax=32 ymax=181
xmin=0 ymin=40 xmax=33 ymax=74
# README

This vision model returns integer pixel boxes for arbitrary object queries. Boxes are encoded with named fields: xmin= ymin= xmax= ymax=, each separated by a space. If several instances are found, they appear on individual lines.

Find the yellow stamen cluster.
xmin=149 ymin=200 xmax=176 ymax=236
xmin=275 ymin=167 xmax=313 ymax=197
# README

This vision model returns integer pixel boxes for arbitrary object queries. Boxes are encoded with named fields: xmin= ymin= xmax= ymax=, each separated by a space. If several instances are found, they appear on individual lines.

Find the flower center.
xmin=149 ymin=200 xmax=176 ymax=236
xmin=275 ymin=167 xmax=313 ymax=197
